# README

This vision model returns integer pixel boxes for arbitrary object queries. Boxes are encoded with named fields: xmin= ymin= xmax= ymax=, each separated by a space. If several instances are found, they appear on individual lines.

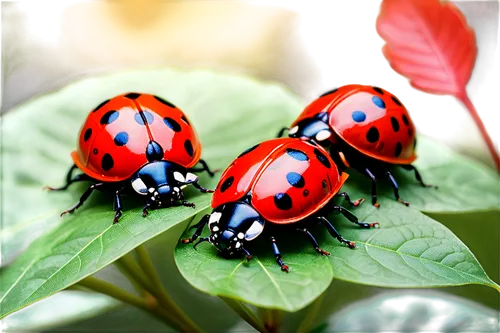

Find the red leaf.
xmin=376 ymin=0 xmax=500 ymax=171
xmin=376 ymin=0 xmax=477 ymax=97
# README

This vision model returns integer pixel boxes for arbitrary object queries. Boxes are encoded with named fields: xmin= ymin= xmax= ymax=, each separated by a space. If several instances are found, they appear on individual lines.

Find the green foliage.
xmin=1 ymin=68 xmax=498 ymax=328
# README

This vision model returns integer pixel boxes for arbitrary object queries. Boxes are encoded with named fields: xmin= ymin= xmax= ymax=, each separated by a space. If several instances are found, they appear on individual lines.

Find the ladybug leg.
xmin=270 ymin=236 xmax=289 ymax=272
xmin=401 ymin=165 xmax=438 ymax=188
xmin=142 ymin=198 xmax=155 ymax=217
xmin=331 ymin=206 xmax=379 ymax=229
xmin=180 ymin=214 xmax=209 ymax=244
xmin=296 ymin=228 xmax=330 ymax=256
xmin=189 ymin=159 xmax=219 ymax=177
xmin=365 ymin=168 xmax=380 ymax=208
xmin=335 ymin=192 xmax=365 ymax=207
xmin=44 ymin=165 xmax=91 ymax=191
xmin=184 ymin=180 xmax=215 ymax=194
xmin=316 ymin=216 xmax=356 ymax=249
xmin=60 ymin=182 xmax=105 ymax=217
xmin=276 ymin=127 xmax=289 ymax=138
xmin=113 ymin=189 xmax=124 ymax=224
xmin=384 ymin=170 xmax=410 ymax=206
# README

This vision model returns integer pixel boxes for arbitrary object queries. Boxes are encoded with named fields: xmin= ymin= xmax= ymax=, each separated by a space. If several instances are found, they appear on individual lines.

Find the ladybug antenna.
xmin=193 ymin=237 xmax=209 ymax=250
xmin=242 ymin=247 xmax=252 ymax=261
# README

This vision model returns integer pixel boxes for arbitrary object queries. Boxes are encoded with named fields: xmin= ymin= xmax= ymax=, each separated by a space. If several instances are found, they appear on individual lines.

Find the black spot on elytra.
xmin=391 ymin=117 xmax=400 ymax=132
xmin=391 ymin=96 xmax=402 ymax=106
xmin=286 ymin=148 xmax=308 ymax=161
xmin=408 ymin=128 xmax=413 ymax=137
xmin=101 ymin=153 xmax=114 ymax=171
xmin=92 ymin=99 xmax=110 ymax=112
xmin=314 ymin=148 xmax=331 ymax=168
xmin=366 ymin=127 xmax=380 ymax=143
xmin=274 ymin=192 xmax=292 ymax=210
xmin=93 ymin=148 xmax=98 ymax=155
xmin=402 ymin=114 xmax=410 ymax=126
xmin=146 ymin=141 xmax=164 ymax=162
xmin=135 ymin=111 xmax=154 ymax=125
xmin=163 ymin=117 xmax=181 ymax=132
xmin=84 ymin=128 xmax=92 ymax=142
xmin=372 ymin=86 xmax=384 ymax=94
xmin=319 ymin=88 xmax=338 ymax=98
xmin=100 ymin=111 xmax=119 ymax=125
xmin=181 ymin=115 xmax=190 ymax=125
xmin=114 ymin=132 xmax=129 ymax=146
xmin=154 ymin=95 xmax=176 ymax=108
xmin=220 ymin=176 xmax=234 ymax=192
xmin=286 ymin=172 xmax=305 ymax=188
xmin=184 ymin=140 xmax=194 ymax=157
xmin=395 ymin=142 xmax=402 ymax=157
xmin=238 ymin=144 xmax=259 ymax=158
xmin=303 ymin=189 xmax=309 ymax=197
xmin=124 ymin=93 xmax=141 ymax=99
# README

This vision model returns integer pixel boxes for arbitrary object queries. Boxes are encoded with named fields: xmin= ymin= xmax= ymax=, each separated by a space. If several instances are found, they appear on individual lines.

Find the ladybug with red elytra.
xmin=278 ymin=84 xmax=437 ymax=207
xmin=45 ymin=92 xmax=216 ymax=224
xmin=181 ymin=138 xmax=379 ymax=272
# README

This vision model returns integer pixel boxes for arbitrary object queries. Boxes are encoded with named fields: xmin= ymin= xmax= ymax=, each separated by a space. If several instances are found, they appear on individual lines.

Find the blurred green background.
xmin=1 ymin=0 xmax=500 ymax=333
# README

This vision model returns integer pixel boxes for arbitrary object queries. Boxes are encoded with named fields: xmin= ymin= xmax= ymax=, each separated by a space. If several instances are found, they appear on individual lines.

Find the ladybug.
xmin=181 ymin=138 xmax=378 ymax=272
xmin=278 ymin=84 xmax=436 ymax=207
xmin=45 ymin=92 xmax=215 ymax=223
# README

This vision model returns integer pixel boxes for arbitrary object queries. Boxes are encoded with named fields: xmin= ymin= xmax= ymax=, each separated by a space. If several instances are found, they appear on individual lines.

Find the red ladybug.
xmin=46 ymin=92 xmax=215 ymax=223
xmin=278 ymin=84 xmax=436 ymax=207
xmin=181 ymin=138 xmax=378 ymax=272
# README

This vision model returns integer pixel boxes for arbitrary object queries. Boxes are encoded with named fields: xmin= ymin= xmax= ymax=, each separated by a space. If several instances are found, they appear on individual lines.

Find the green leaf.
xmin=368 ymin=136 xmax=500 ymax=213
xmin=0 ymin=290 xmax=120 ymax=332
xmin=320 ymin=291 xmax=499 ymax=332
xmin=0 ymin=69 xmax=302 ymax=318
xmin=175 ymin=200 xmax=498 ymax=312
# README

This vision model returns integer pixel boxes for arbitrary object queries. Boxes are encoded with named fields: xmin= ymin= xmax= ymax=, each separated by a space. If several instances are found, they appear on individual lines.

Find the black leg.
xmin=187 ymin=180 xmax=215 ymax=193
xmin=181 ymin=200 xmax=196 ymax=208
xmin=276 ymin=127 xmax=289 ymax=138
xmin=44 ymin=165 xmax=92 ymax=191
xmin=296 ymin=227 xmax=330 ymax=256
xmin=113 ymin=189 xmax=124 ymax=224
xmin=189 ymin=159 xmax=219 ymax=177
xmin=142 ymin=198 xmax=155 ymax=217
xmin=401 ymin=164 xmax=438 ymax=188
xmin=335 ymin=192 xmax=365 ymax=207
xmin=270 ymin=236 xmax=289 ymax=272
xmin=180 ymin=214 xmax=209 ymax=244
xmin=365 ymin=168 xmax=380 ymax=208
xmin=60 ymin=182 xmax=105 ymax=216
xmin=316 ymin=216 xmax=356 ymax=249
xmin=385 ymin=170 xmax=409 ymax=206
xmin=331 ymin=205 xmax=379 ymax=228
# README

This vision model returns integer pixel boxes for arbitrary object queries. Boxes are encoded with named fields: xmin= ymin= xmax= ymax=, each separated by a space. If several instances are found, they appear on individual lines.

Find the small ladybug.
xmin=181 ymin=138 xmax=378 ymax=272
xmin=46 ymin=92 xmax=215 ymax=223
xmin=278 ymin=84 xmax=436 ymax=207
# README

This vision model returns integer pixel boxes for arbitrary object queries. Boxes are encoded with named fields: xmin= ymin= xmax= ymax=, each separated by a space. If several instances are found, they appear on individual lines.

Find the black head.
xmin=131 ymin=161 xmax=192 ymax=208
xmin=205 ymin=202 xmax=265 ymax=258
xmin=288 ymin=112 xmax=333 ymax=145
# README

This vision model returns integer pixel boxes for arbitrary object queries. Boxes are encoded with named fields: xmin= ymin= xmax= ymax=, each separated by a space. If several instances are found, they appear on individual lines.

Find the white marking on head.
xmin=237 ymin=232 xmax=244 ymax=239
xmin=131 ymin=178 xmax=148 ymax=195
xmin=315 ymin=129 xmax=332 ymax=141
xmin=208 ymin=212 xmax=222 ymax=226
xmin=148 ymin=187 xmax=155 ymax=193
xmin=288 ymin=125 xmax=299 ymax=135
xmin=173 ymin=187 xmax=180 ymax=193
xmin=185 ymin=172 xmax=198 ymax=183
xmin=173 ymin=171 xmax=185 ymax=182
xmin=245 ymin=221 xmax=264 ymax=241
xmin=235 ymin=242 xmax=241 ymax=249
xmin=212 ymin=226 xmax=219 ymax=232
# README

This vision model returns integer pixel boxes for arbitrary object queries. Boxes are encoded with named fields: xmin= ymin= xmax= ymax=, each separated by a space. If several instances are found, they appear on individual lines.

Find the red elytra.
xmin=212 ymin=138 xmax=348 ymax=224
xmin=74 ymin=92 xmax=201 ymax=181
xmin=291 ymin=84 xmax=417 ymax=165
